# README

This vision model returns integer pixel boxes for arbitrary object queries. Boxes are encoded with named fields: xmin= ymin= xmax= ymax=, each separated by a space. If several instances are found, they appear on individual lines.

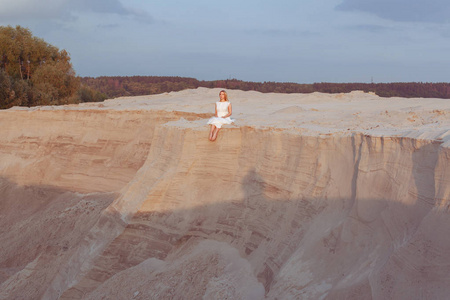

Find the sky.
xmin=1 ymin=0 xmax=449 ymax=83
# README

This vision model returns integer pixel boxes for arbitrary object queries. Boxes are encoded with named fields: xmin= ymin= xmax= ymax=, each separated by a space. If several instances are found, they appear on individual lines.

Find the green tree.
xmin=31 ymin=59 xmax=80 ymax=105
xmin=0 ymin=69 xmax=13 ymax=108
xmin=0 ymin=25 xmax=80 ymax=108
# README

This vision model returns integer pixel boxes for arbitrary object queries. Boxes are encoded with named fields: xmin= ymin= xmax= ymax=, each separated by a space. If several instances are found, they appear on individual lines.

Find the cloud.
xmin=348 ymin=24 xmax=390 ymax=33
xmin=69 ymin=0 xmax=129 ymax=15
xmin=0 ymin=0 xmax=66 ymax=19
xmin=244 ymin=28 xmax=316 ymax=38
xmin=0 ymin=0 xmax=152 ymax=23
xmin=336 ymin=0 xmax=450 ymax=23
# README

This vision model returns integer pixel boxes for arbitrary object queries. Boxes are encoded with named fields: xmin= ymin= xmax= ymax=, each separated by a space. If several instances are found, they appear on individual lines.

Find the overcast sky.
xmin=1 ymin=0 xmax=449 ymax=83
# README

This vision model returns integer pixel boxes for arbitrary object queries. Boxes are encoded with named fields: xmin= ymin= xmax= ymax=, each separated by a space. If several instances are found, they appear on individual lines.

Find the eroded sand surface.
xmin=0 ymin=88 xmax=449 ymax=299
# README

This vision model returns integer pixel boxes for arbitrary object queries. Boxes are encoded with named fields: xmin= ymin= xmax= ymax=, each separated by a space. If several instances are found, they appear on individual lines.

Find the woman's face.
xmin=219 ymin=92 xmax=226 ymax=101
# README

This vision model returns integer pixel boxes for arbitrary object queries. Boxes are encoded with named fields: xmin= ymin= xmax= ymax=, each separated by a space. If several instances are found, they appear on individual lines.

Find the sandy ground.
xmin=12 ymin=87 xmax=449 ymax=145
xmin=0 ymin=88 xmax=449 ymax=299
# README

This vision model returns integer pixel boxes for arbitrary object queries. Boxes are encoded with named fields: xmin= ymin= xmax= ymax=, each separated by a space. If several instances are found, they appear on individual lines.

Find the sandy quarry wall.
xmin=0 ymin=107 xmax=449 ymax=300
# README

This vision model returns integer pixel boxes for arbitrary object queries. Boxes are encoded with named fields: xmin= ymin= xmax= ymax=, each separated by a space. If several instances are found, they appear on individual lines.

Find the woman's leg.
xmin=209 ymin=125 xmax=216 ymax=141
xmin=212 ymin=127 xmax=221 ymax=141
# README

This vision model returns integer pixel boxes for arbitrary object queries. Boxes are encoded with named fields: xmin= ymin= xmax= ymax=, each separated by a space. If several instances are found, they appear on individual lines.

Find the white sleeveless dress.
xmin=207 ymin=101 xmax=234 ymax=128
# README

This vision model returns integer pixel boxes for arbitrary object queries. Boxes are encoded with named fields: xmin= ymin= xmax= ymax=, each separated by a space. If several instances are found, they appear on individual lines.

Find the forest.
xmin=82 ymin=76 xmax=450 ymax=100
xmin=0 ymin=25 xmax=105 ymax=109
xmin=1 ymin=25 xmax=450 ymax=110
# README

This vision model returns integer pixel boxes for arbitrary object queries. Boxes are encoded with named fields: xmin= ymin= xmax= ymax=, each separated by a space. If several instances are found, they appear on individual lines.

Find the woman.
xmin=207 ymin=90 xmax=234 ymax=141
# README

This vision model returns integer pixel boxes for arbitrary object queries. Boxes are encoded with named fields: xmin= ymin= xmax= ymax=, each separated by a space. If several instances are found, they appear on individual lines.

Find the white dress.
xmin=207 ymin=101 xmax=234 ymax=128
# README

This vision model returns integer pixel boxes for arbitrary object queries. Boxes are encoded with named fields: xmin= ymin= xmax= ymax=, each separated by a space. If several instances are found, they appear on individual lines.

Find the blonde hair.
xmin=219 ymin=90 xmax=229 ymax=101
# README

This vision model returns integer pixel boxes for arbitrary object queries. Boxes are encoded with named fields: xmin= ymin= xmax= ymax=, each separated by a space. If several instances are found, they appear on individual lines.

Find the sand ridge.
xmin=9 ymin=87 xmax=450 ymax=145
xmin=1 ymin=88 xmax=449 ymax=299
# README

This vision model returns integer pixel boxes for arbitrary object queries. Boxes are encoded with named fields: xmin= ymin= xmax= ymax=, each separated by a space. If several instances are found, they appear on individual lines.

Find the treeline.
xmin=0 ymin=25 xmax=107 ymax=109
xmin=81 ymin=76 xmax=199 ymax=99
xmin=82 ymin=76 xmax=450 ymax=100
xmin=2 ymin=25 xmax=450 ymax=110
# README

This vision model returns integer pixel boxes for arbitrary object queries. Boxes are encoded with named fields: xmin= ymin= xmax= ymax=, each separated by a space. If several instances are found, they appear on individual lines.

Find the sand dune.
xmin=0 ymin=88 xmax=449 ymax=299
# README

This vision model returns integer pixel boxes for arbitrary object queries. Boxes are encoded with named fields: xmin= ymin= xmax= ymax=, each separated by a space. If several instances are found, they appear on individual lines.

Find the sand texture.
xmin=0 ymin=88 xmax=449 ymax=299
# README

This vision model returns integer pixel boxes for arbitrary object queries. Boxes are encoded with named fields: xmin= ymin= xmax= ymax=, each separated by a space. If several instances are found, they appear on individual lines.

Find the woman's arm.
xmin=215 ymin=103 xmax=218 ymax=117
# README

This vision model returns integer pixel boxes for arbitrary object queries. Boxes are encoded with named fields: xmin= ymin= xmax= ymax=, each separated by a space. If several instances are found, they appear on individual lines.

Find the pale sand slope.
xmin=0 ymin=88 xmax=449 ymax=299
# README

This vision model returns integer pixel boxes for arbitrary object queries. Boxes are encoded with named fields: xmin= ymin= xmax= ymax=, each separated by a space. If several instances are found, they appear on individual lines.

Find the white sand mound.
xmin=0 ymin=88 xmax=449 ymax=299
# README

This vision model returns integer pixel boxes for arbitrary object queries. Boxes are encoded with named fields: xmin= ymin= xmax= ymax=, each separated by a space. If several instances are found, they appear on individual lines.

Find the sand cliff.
xmin=0 ymin=88 xmax=449 ymax=299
